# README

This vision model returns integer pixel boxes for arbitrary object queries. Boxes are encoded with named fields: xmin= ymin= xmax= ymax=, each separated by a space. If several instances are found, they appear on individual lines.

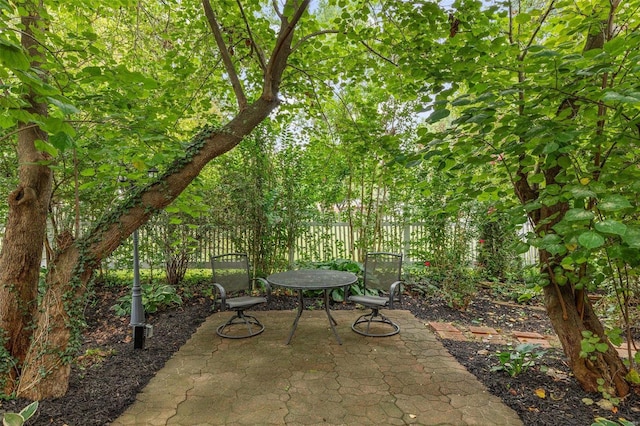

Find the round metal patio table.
xmin=266 ymin=269 xmax=358 ymax=345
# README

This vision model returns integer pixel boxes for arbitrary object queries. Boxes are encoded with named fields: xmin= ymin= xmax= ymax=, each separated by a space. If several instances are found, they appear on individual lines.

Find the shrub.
xmin=111 ymin=282 xmax=183 ymax=316
xmin=491 ymin=343 xmax=547 ymax=377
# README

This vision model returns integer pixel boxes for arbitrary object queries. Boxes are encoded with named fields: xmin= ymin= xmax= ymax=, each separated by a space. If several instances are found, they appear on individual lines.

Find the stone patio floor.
xmin=112 ymin=309 xmax=529 ymax=425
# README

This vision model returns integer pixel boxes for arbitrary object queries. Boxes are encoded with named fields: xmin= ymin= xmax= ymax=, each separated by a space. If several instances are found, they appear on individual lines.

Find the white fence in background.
xmin=0 ymin=221 xmax=539 ymax=269
xmin=126 ymin=221 xmax=538 ymax=267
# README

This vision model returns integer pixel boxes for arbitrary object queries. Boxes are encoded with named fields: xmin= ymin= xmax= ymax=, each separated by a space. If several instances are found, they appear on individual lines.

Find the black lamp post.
xmin=130 ymin=226 xmax=146 ymax=349
xmin=121 ymin=167 xmax=158 ymax=349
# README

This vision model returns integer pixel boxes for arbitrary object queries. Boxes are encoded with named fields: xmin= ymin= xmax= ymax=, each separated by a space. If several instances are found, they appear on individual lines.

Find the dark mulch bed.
xmin=1 ymin=285 xmax=638 ymax=425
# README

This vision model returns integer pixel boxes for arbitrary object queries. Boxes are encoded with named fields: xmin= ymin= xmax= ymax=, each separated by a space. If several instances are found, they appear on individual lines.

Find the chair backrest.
xmin=211 ymin=253 xmax=252 ymax=293
xmin=363 ymin=252 xmax=403 ymax=292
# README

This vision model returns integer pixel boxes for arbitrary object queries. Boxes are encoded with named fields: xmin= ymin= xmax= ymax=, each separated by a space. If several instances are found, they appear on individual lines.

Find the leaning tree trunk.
xmin=3 ymin=0 xmax=310 ymax=400
xmin=0 ymin=5 xmax=53 ymax=395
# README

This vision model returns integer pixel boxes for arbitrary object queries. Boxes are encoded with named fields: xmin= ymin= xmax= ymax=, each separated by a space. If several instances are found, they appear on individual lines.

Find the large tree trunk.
xmin=516 ymin=169 xmax=630 ymax=396
xmin=0 ymin=0 xmax=310 ymax=400
xmin=541 ymin=252 xmax=630 ymax=396
xmin=0 ymin=2 xmax=53 ymax=395
xmin=16 ymin=249 xmax=82 ymax=399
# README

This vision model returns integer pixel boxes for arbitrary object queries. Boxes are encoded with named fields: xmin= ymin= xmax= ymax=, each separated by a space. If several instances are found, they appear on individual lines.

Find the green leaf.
xmin=538 ymin=234 xmax=566 ymax=255
xmin=581 ymin=341 xmax=595 ymax=352
xmin=514 ymin=241 xmax=530 ymax=254
xmin=524 ymin=201 xmax=542 ymax=212
xmin=0 ymin=39 xmax=30 ymax=70
xmin=542 ymin=142 xmax=559 ymax=154
xmin=34 ymin=139 xmax=58 ymax=157
xmin=528 ymin=174 xmax=545 ymax=184
xmin=598 ymin=195 xmax=632 ymax=211
xmin=622 ymin=227 xmax=640 ymax=248
xmin=557 ymin=156 xmax=572 ymax=169
xmin=15 ymin=70 xmax=58 ymax=95
xmin=578 ymin=231 xmax=605 ymax=249
xmin=78 ymin=181 xmax=97 ymax=190
xmin=41 ymin=117 xmax=76 ymax=136
xmin=626 ymin=369 xmax=640 ymax=385
xmin=570 ymin=186 xmax=597 ymax=199
xmin=603 ymin=36 xmax=625 ymax=54
xmin=82 ymin=66 xmax=103 ymax=76
xmin=594 ymin=219 xmax=626 ymax=236
xmin=49 ymin=132 xmax=75 ymax=151
xmin=451 ymin=96 xmax=472 ymax=106
xmin=595 ymin=343 xmax=609 ymax=353
xmin=426 ymin=108 xmax=450 ymax=123
xmin=2 ymin=412 xmax=25 ymax=426
xmin=602 ymin=91 xmax=640 ymax=104
xmin=19 ymin=401 xmax=38 ymax=421
xmin=564 ymin=208 xmax=594 ymax=222
xmin=47 ymin=96 xmax=80 ymax=115
xmin=540 ymin=234 xmax=561 ymax=245
xmin=80 ymin=168 xmax=95 ymax=177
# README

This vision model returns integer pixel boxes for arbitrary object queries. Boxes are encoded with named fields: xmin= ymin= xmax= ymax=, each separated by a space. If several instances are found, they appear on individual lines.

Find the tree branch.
xmin=272 ymin=0 xmax=283 ymax=19
xmin=360 ymin=40 xmax=397 ymax=66
xmin=202 ymin=0 xmax=248 ymax=110
xmin=263 ymin=0 xmax=310 ymax=101
xmin=236 ymin=0 xmax=267 ymax=72
xmin=87 ymin=2 xmax=311 ymax=263
xmin=517 ymin=0 xmax=557 ymax=61
xmin=291 ymin=29 xmax=339 ymax=52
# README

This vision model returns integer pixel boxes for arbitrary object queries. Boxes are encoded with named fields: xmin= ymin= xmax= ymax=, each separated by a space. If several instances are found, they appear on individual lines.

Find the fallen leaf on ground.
xmin=545 ymin=367 xmax=569 ymax=381
xmin=534 ymin=388 xmax=546 ymax=398
xmin=582 ymin=398 xmax=594 ymax=405
xmin=596 ymin=399 xmax=615 ymax=411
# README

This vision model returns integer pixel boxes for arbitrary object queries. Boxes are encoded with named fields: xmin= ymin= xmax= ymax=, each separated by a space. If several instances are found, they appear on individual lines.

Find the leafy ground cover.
xmin=1 ymin=285 xmax=638 ymax=425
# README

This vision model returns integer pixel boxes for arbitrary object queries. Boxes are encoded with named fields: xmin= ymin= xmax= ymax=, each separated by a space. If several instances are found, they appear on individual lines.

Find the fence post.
xmin=403 ymin=223 xmax=411 ymax=259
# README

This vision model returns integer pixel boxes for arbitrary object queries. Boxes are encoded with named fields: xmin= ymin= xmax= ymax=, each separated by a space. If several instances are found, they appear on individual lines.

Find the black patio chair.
xmin=211 ymin=253 xmax=270 ymax=339
xmin=348 ymin=252 xmax=403 ymax=337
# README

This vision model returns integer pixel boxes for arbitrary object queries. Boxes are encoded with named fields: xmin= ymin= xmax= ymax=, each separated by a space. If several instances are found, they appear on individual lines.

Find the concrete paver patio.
xmin=112 ymin=310 xmax=523 ymax=425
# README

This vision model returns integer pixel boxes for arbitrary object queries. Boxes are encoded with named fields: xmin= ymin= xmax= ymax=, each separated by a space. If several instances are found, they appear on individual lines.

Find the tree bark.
xmin=540 ymin=251 xmax=630 ymax=396
xmin=0 ymin=1 xmax=53 ymax=394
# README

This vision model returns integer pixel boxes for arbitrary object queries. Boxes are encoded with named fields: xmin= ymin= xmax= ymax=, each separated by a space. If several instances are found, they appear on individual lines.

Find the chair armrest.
xmin=253 ymin=277 xmax=271 ymax=302
xmin=212 ymin=283 xmax=227 ymax=311
xmin=388 ymin=281 xmax=403 ymax=309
